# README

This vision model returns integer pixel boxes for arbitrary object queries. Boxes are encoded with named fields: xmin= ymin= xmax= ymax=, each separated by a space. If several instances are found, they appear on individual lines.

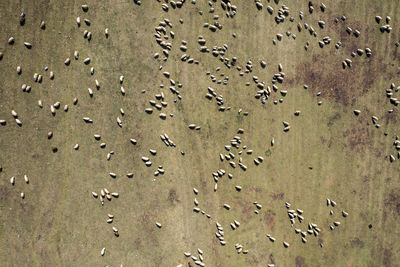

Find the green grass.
xmin=1 ymin=0 xmax=400 ymax=266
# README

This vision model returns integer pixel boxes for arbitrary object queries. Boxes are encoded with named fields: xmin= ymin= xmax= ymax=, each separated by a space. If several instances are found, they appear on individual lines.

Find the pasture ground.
xmin=0 ymin=0 xmax=400 ymax=266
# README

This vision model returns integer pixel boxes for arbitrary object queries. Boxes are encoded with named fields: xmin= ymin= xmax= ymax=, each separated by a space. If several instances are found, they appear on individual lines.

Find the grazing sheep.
xmin=8 ymin=37 xmax=15 ymax=45
xmin=24 ymin=42 xmax=32 ymax=49
xmin=82 ymin=117 xmax=92 ymax=123
xmin=223 ymin=204 xmax=231 ymax=210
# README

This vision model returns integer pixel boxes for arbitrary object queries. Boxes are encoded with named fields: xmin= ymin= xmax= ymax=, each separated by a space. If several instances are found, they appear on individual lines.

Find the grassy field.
xmin=1 ymin=0 xmax=400 ymax=266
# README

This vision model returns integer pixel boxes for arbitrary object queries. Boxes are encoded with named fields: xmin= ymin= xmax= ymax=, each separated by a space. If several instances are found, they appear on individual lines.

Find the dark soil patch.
xmin=384 ymin=189 xmax=400 ymax=216
xmin=249 ymin=186 xmax=263 ymax=194
xmin=295 ymin=255 xmax=307 ymax=267
xmin=0 ymin=185 xmax=9 ymax=201
xmin=383 ymin=245 xmax=393 ymax=267
xmin=134 ymin=237 xmax=142 ymax=249
xmin=287 ymin=50 xmax=385 ymax=106
xmin=382 ymin=111 xmax=398 ymax=125
xmin=327 ymin=112 xmax=341 ymax=127
xmin=350 ymin=237 xmax=364 ymax=248
xmin=245 ymin=254 xmax=260 ymax=266
xmin=263 ymin=211 xmax=276 ymax=230
xmin=240 ymin=204 xmax=253 ymax=223
xmin=270 ymin=192 xmax=284 ymax=200
xmin=335 ymin=21 xmax=364 ymax=54
xmin=139 ymin=213 xmax=153 ymax=231
xmin=269 ymin=253 xmax=275 ymax=265
xmin=342 ymin=125 xmax=372 ymax=152
xmin=168 ymin=188 xmax=180 ymax=204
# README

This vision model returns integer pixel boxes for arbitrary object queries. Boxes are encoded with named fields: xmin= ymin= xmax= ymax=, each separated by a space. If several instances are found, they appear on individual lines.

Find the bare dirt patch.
xmin=134 ymin=237 xmax=142 ymax=249
xmin=342 ymin=125 xmax=372 ymax=152
xmin=168 ymin=188 xmax=180 ymax=204
xmin=383 ymin=245 xmax=393 ymax=267
xmin=295 ymin=255 xmax=308 ymax=267
xmin=269 ymin=192 xmax=284 ymax=200
xmin=263 ymin=211 xmax=276 ymax=230
xmin=245 ymin=254 xmax=260 ymax=266
xmin=382 ymin=111 xmax=398 ymax=125
xmin=333 ymin=20 xmax=365 ymax=54
xmin=139 ymin=213 xmax=153 ymax=231
xmin=269 ymin=253 xmax=275 ymax=265
xmin=384 ymin=189 xmax=400 ymax=216
xmin=288 ymin=51 xmax=385 ymax=106
xmin=327 ymin=112 xmax=341 ymax=127
xmin=248 ymin=186 xmax=262 ymax=194
xmin=350 ymin=237 xmax=365 ymax=248
xmin=240 ymin=204 xmax=253 ymax=223
xmin=0 ymin=185 xmax=9 ymax=201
